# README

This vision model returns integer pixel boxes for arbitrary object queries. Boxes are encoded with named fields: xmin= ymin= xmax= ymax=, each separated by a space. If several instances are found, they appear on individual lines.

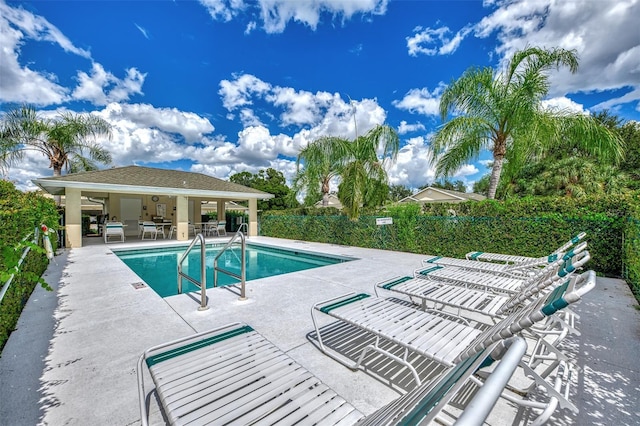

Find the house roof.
xmin=33 ymin=165 xmax=274 ymax=200
xmin=314 ymin=194 xmax=343 ymax=209
xmin=399 ymin=186 xmax=486 ymax=203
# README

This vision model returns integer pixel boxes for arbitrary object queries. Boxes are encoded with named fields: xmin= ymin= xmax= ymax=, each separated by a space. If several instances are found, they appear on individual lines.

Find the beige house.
xmin=33 ymin=165 xmax=273 ymax=248
xmin=314 ymin=194 xmax=343 ymax=209
xmin=399 ymin=186 xmax=486 ymax=204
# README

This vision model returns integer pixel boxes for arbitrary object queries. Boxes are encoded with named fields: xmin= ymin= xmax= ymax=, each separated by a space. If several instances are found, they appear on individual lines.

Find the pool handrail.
xmin=214 ymin=226 xmax=247 ymax=300
xmin=177 ymin=233 xmax=209 ymax=311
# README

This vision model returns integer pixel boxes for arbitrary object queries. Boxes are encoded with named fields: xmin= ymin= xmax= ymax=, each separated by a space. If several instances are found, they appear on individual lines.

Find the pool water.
xmin=115 ymin=244 xmax=351 ymax=297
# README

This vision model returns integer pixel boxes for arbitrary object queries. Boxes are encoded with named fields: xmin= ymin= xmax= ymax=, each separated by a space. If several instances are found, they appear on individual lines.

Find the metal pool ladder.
xmin=177 ymin=233 xmax=209 ymax=311
xmin=214 ymin=224 xmax=248 ymax=300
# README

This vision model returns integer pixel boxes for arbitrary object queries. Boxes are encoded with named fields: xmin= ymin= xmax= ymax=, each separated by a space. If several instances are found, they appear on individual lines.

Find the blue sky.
xmin=1 ymin=0 xmax=639 ymax=194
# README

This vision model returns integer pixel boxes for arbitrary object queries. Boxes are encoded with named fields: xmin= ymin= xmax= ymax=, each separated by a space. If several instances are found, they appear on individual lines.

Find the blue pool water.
xmin=114 ymin=244 xmax=351 ymax=297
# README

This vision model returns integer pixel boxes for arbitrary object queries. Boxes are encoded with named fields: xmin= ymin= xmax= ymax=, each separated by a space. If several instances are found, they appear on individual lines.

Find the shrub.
xmin=261 ymin=194 xmax=640 ymax=297
xmin=0 ymin=181 xmax=59 ymax=354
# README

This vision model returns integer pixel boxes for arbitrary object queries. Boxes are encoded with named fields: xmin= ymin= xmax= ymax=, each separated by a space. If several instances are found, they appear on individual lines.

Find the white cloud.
xmin=219 ymin=73 xmax=272 ymax=110
xmin=476 ymin=0 xmax=640 ymax=101
xmin=406 ymin=0 xmax=640 ymax=112
xmin=406 ymin=25 xmax=472 ymax=57
xmin=541 ymin=96 xmax=587 ymax=114
xmin=0 ymin=1 xmax=91 ymax=58
xmin=97 ymin=103 xmax=215 ymax=143
xmin=393 ymin=86 xmax=443 ymax=117
xmin=219 ymin=73 xmax=388 ymax=141
xmin=72 ymin=63 xmax=146 ymax=105
xmin=453 ymin=163 xmax=479 ymax=178
xmin=134 ymin=23 xmax=150 ymax=39
xmin=4 ymin=150 xmax=52 ymax=191
xmin=199 ymin=0 xmax=248 ymax=22
xmin=0 ymin=2 xmax=76 ymax=105
xmin=0 ymin=1 xmax=148 ymax=108
xmin=268 ymin=87 xmax=323 ymax=126
xmin=199 ymin=0 xmax=389 ymax=33
xmin=191 ymin=156 xmax=300 ymax=187
xmin=387 ymin=136 xmax=435 ymax=190
xmin=397 ymin=120 xmax=426 ymax=135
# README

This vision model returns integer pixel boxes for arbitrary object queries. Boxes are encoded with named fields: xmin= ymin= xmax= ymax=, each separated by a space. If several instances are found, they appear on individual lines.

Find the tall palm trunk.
xmin=52 ymin=166 xmax=62 ymax=204
xmin=488 ymin=156 xmax=504 ymax=199
xmin=321 ymin=177 xmax=331 ymax=207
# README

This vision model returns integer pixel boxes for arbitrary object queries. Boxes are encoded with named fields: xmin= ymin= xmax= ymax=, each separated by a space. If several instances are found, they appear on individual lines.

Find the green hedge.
xmin=623 ymin=207 xmax=640 ymax=298
xmin=0 ymin=243 xmax=50 ymax=352
xmin=1 ymin=181 xmax=59 ymax=353
xmin=260 ymin=194 xmax=640 ymax=300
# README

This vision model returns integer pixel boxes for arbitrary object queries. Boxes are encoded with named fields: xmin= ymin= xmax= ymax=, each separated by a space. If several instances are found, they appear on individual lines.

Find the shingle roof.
xmin=399 ymin=186 xmax=485 ymax=203
xmin=33 ymin=165 xmax=273 ymax=198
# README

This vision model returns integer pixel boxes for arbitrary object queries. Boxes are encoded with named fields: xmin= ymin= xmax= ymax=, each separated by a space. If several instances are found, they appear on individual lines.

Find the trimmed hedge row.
xmin=1 ymin=180 xmax=59 ymax=353
xmin=0 ymin=243 xmax=50 ymax=352
xmin=260 ymin=194 xmax=640 ymax=300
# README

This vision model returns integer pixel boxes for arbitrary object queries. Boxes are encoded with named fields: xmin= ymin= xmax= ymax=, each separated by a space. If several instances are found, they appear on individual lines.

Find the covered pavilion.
xmin=33 ymin=165 xmax=273 ymax=248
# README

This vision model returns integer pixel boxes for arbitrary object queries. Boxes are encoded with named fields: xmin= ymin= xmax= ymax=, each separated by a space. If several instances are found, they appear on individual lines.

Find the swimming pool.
xmin=114 ymin=243 xmax=352 ymax=297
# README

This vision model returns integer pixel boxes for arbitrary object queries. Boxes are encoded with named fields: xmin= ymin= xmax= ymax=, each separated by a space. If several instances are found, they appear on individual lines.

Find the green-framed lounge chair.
xmin=423 ymin=239 xmax=587 ymax=277
xmin=380 ymin=250 xmax=590 ymax=322
xmin=466 ymin=232 xmax=587 ymax=264
xmin=137 ymin=322 xmax=526 ymax=426
xmin=415 ymin=243 xmax=588 ymax=295
xmin=312 ymin=270 xmax=596 ymax=422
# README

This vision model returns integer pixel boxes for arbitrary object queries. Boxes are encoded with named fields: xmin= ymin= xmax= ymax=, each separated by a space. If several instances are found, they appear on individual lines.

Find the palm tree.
xmin=431 ymin=46 xmax=624 ymax=199
xmin=337 ymin=124 xmax=399 ymax=219
xmin=292 ymin=136 xmax=344 ymax=207
xmin=294 ymin=124 xmax=399 ymax=219
xmin=1 ymin=105 xmax=112 ymax=178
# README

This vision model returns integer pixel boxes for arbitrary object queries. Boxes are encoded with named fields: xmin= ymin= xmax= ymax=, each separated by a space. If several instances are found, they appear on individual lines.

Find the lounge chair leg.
xmin=519 ymin=361 xmax=577 ymax=413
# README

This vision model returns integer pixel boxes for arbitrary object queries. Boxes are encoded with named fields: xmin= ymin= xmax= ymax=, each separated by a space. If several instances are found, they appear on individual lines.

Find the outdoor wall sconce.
xmin=143 ymin=205 xmax=147 ymax=210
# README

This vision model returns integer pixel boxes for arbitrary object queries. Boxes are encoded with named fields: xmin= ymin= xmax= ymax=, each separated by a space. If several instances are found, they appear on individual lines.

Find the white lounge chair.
xmin=424 ymin=237 xmax=588 ymax=276
xmin=104 ymin=222 xmax=125 ymax=243
xmin=466 ymin=232 xmax=587 ymax=264
xmin=415 ymin=242 xmax=588 ymax=295
xmin=137 ymin=322 xmax=526 ymax=426
xmin=377 ymin=249 xmax=590 ymax=323
xmin=312 ymin=270 xmax=597 ymax=423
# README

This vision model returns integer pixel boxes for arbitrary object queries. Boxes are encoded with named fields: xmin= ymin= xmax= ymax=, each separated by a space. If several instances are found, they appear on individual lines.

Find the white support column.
xmin=176 ymin=195 xmax=189 ymax=241
xmin=248 ymin=198 xmax=258 ymax=237
xmin=217 ymin=200 xmax=225 ymax=221
xmin=193 ymin=198 xmax=202 ymax=222
xmin=65 ymin=188 xmax=82 ymax=248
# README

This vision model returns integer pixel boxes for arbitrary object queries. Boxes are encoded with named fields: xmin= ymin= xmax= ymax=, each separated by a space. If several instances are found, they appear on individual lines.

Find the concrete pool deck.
xmin=1 ymin=236 xmax=639 ymax=425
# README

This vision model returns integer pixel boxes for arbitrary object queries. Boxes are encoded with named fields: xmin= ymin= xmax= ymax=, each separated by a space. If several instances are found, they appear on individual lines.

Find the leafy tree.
xmin=618 ymin=120 xmax=640 ymax=188
xmin=429 ymin=179 xmax=466 ymax=192
xmin=472 ymin=174 xmax=490 ymax=197
xmin=511 ymin=157 xmax=629 ymax=198
xmin=1 ymin=105 xmax=112 ymax=178
xmin=501 ymin=112 xmax=639 ymax=197
xmin=388 ymin=184 xmax=413 ymax=202
xmin=228 ymin=171 xmax=254 ymax=188
xmin=338 ymin=125 xmax=399 ymax=219
xmin=293 ymin=124 xmax=399 ymax=219
xmin=430 ymin=46 xmax=623 ymax=199
xmin=230 ymin=168 xmax=298 ymax=211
